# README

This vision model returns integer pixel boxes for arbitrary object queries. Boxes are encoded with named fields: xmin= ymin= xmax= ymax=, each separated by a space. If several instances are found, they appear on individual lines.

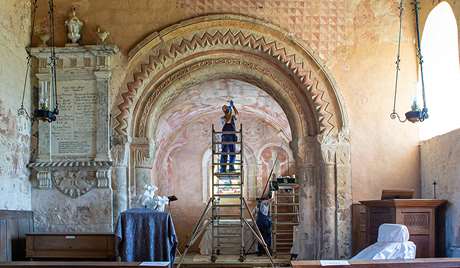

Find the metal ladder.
xmin=272 ymin=182 xmax=300 ymax=256
xmin=177 ymin=124 xmax=274 ymax=267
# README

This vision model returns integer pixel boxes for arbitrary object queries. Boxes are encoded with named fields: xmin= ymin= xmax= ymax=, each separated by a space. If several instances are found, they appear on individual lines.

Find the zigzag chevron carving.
xmin=114 ymin=30 xmax=336 ymax=136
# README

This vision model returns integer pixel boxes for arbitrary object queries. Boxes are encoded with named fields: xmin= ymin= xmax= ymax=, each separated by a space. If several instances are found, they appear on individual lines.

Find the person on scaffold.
xmin=220 ymin=100 xmax=239 ymax=173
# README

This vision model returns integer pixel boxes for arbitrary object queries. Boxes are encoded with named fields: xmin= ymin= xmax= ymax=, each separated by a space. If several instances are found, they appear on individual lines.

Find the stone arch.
xmin=111 ymin=14 xmax=351 ymax=259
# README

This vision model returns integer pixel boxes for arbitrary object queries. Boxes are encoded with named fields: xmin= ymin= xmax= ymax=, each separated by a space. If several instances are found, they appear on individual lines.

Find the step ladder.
xmin=177 ymin=125 xmax=274 ymax=267
xmin=272 ymin=182 xmax=300 ymax=256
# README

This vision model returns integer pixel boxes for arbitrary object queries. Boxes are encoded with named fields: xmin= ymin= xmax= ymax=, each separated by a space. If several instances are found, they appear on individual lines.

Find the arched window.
xmin=420 ymin=1 xmax=460 ymax=140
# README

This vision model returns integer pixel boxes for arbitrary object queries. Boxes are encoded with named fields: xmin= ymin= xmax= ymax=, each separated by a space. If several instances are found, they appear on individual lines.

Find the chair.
xmin=352 ymin=224 xmax=416 ymax=260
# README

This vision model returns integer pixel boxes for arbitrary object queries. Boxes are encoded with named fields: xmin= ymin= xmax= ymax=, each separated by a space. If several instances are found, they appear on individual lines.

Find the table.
xmin=115 ymin=208 xmax=177 ymax=267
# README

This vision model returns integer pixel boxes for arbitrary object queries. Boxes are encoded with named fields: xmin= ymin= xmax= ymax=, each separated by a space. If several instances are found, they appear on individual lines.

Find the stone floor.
xmin=175 ymin=254 xmax=292 ymax=267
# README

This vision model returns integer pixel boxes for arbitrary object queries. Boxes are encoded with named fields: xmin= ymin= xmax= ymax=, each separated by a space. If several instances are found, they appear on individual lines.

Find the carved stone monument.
xmin=29 ymin=45 xmax=118 ymax=232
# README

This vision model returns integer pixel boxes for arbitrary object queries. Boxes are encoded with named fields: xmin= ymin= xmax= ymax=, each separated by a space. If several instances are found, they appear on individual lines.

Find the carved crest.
xmin=52 ymin=169 xmax=97 ymax=198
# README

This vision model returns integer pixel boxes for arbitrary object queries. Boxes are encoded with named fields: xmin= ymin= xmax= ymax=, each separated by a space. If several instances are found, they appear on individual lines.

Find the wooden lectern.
xmin=359 ymin=199 xmax=446 ymax=258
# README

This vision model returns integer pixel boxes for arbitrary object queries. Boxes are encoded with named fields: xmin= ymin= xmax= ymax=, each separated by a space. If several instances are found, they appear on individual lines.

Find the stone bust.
xmin=65 ymin=7 xmax=83 ymax=44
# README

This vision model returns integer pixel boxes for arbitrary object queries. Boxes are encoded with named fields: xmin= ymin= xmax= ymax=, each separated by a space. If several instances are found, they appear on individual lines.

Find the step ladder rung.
xmin=272 ymin=213 xmax=299 ymax=216
xmin=212 ymin=162 xmax=242 ymax=166
xmin=214 ymin=204 xmax=241 ymax=208
xmin=274 ymin=231 xmax=294 ymax=234
xmin=276 ymin=238 xmax=294 ymax=242
xmin=276 ymin=194 xmax=299 ymax=197
xmin=276 ymin=242 xmax=294 ymax=246
xmin=276 ymin=243 xmax=293 ymax=250
xmin=214 ymin=214 xmax=241 ymax=218
xmin=213 ymin=184 xmax=242 ymax=186
xmin=214 ymin=141 xmax=242 ymax=145
xmin=215 ymin=243 xmax=242 ymax=247
xmin=214 ymin=172 xmax=242 ymax=177
xmin=213 ymin=130 xmax=242 ymax=134
xmin=274 ymin=222 xmax=299 ymax=226
xmin=214 ymin=193 xmax=241 ymax=197
xmin=275 ymin=203 xmax=300 ymax=206
xmin=214 ymin=234 xmax=241 ymax=238
xmin=212 ymin=224 xmax=242 ymax=228
xmin=213 ymin=152 xmax=241 ymax=155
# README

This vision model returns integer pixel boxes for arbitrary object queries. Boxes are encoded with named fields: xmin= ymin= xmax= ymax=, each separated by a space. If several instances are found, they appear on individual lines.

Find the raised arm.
xmin=230 ymin=100 xmax=239 ymax=115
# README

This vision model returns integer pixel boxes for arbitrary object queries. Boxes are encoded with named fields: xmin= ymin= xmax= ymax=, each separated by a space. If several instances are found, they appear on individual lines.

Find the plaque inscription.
xmin=51 ymin=80 xmax=97 ymax=158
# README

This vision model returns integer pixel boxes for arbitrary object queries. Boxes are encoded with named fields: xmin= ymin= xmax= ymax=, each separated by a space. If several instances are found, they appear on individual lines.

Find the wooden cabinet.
xmin=351 ymin=203 xmax=369 ymax=255
xmin=26 ymin=233 xmax=115 ymax=260
xmin=360 ymin=199 xmax=446 ymax=258
xmin=0 ymin=210 xmax=34 ymax=261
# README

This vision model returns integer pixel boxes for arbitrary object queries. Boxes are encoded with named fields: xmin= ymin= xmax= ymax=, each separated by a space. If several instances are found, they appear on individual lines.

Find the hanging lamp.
xmin=18 ymin=0 xmax=59 ymax=122
xmin=390 ymin=0 xmax=428 ymax=123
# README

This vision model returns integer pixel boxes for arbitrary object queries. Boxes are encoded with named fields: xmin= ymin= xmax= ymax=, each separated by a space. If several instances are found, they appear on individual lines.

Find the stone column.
xmin=335 ymin=131 xmax=352 ymax=259
xmin=320 ymin=142 xmax=337 ymax=259
xmin=94 ymin=70 xmax=111 ymax=161
xmin=291 ymin=136 xmax=320 ymax=259
xmin=111 ymin=135 xmax=130 ymax=224
xmin=130 ymin=138 xmax=154 ymax=206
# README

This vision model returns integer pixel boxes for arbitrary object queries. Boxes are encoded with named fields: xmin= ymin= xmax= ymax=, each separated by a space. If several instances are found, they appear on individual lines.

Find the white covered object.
xmin=352 ymin=224 xmax=416 ymax=260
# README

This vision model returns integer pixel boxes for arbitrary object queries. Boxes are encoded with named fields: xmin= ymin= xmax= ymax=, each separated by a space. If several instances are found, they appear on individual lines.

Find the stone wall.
xmin=33 ymin=0 xmax=422 ymax=202
xmin=421 ymin=128 xmax=460 ymax=257
xmin=0 ymin=0 xmax=32 ymax=210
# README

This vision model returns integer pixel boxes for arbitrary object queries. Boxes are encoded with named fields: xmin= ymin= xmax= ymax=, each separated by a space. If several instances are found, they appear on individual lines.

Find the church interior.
xmin=1 ymin=0 xmax=460 ymax=267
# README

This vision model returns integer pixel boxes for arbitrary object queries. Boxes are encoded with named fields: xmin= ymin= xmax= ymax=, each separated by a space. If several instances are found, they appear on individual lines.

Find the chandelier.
xmin=18 ymin=0 xmax=59 ymax=122
xmin=390 ymin=0 xmax=428 ymax=123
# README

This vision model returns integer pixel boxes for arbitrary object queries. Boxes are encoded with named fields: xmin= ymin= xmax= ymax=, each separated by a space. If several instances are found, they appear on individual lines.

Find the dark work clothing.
xmin=220 ymin=120 xmax=237 ymax=173
xmin=256 ymin=202 xmax=272 ymax=255
xmin=115 ymin=208 xmax=177 ymax=267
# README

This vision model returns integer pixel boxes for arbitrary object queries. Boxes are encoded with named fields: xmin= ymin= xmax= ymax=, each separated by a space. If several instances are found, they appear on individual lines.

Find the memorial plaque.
xmin=51 ymin=80 xmax=97 ymax=158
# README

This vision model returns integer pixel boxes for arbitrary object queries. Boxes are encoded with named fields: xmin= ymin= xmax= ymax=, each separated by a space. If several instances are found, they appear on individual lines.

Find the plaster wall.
xmin=0 ymin=0 xmax=32 ymax=210
xmin=421 ymin=128 xmax=460 ymax=257
xmin=33 ymin=0 xmax=421 ymax=201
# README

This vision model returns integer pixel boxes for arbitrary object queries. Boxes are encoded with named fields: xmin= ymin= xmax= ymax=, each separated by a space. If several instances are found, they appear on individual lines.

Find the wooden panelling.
xmin=26 ymin=233 xmax=115 ymax=260
xmin=0 ymin=210 xmax=33 ymax=261
xmin=360 ymin=199 xmax=446 ymax=258
xmin=0 ymin=219 xmax=7 ymax=262
xmin=352 ymin=203 xmax=368 ymax=255
xmin=410 ymin=235 xmax=430 ymax=258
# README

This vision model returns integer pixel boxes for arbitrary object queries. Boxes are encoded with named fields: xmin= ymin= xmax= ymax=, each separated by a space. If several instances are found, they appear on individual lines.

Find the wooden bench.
xmin=292 ymin=258 xmax=460 ymax=268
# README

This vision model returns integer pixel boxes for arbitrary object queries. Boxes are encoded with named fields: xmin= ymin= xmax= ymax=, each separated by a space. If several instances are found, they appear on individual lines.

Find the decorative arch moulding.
xmin=112 ymin=14 xmax=348 ymax=140
xmin=109 ymin=14 xmax=353 ymax=259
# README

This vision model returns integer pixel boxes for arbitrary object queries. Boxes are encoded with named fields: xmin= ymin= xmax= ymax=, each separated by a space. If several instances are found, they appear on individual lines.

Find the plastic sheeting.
xmin=352 ymin=224 xmax=416 ymax=260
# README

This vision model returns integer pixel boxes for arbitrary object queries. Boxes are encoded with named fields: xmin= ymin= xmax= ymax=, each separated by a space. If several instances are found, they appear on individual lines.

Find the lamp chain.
xmin=390 ymin=0 xmax=407 ymax=122
xmin=48 ymin=0 xmax=59 ymax=114
xmin=17 ymin=0 xmax=39 ymax=120
xmin=414 ymin=0 xmax=428 ymax=121
xmin=390 ymin=0 xmax=429 ymax=123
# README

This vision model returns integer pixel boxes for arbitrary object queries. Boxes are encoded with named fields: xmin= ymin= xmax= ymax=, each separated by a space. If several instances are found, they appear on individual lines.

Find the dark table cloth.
xmin=115 ymin=208 xmax=177 ymax=267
